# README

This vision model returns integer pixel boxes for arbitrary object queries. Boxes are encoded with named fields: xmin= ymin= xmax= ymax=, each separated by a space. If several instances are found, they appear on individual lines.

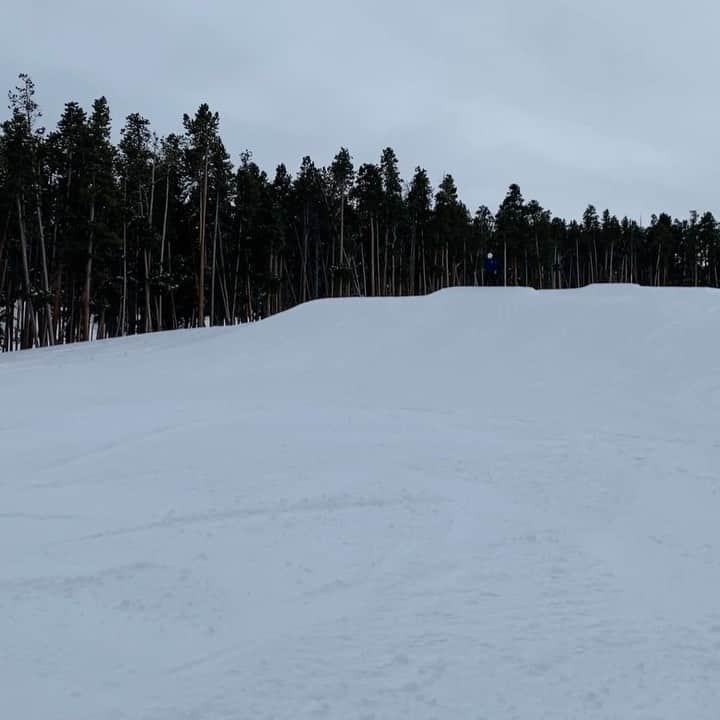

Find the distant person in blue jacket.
xmin=483 ymin=253 xmax=498 ymax=285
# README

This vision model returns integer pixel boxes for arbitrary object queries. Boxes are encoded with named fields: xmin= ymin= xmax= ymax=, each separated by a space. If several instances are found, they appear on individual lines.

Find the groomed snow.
xmin=3 ymin=285 xmax=720 ymax=719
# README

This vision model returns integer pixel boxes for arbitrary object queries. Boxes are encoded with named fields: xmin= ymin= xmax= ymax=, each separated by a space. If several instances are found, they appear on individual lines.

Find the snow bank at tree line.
xmin=2 ymin=284 xmax=720 ymax=719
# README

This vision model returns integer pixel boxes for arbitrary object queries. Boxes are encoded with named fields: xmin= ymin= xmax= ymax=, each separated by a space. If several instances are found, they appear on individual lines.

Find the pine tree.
xmin=696 ymin=212 xmax=718 ymax=287
xmin=6 ymin=74 xmax=55 ymax=346
xmin=328 ymin=148 xmax=355 ymax=296
xmin=406 ymin=167 xmax=432 ymax=295
xmin=601 ymin=210 xmax=621 ymax=283
xmin=353 ymin=163 xmax=383 ymax=297
xmin=234 ymin=151 xmax=271 ymax=321
xmin=472 ymin=205 xmax=495 ymax=286
xmin=434 ymin=174 xmax=469 ymax=289
xmin=182 ymin=104 xmax=221 ymax=326
xmin=379 ymin=148 xmax=403 ymax=294
xmin=45 ymin=101 xmax=88 ymax=342
xmin=292 ymin=156 xmax=324 ymax=302
xmin=155 ymin=133 xmax=184 ymax=331
xmin=525 ymin=200 xmax=550 ymax=288
xmin=2 ymin=75 xmax=50 ymax=347
xmin=582 ymin=205 xmax=600 ymax=285
xmin=118 ymin=113 xmax=154 ymax=335
xmin=4 ymin=74 xmax=720 ymax=352
xmin=82 ymin=97 xmax=117 ymax=340
xmin=496 ymin=184 xmax=525 ymax=286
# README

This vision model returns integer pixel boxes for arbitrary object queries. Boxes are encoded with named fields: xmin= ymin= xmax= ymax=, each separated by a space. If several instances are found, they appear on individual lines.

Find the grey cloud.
xmin=2 ymin=0 xmax=718 ymax=219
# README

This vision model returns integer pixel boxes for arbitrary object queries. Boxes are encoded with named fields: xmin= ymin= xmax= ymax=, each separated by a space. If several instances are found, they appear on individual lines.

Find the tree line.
xmin=1 ymin=74 xmax=718 ymax=351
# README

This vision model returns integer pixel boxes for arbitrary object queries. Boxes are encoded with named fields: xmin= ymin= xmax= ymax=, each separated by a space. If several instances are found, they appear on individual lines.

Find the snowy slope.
xmin=2 ymin=285 xmax=720 ymax=719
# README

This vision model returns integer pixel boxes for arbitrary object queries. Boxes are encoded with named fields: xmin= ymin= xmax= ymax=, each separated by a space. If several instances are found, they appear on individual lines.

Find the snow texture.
xmin=3 ymin=285 xmax=720 ymax=719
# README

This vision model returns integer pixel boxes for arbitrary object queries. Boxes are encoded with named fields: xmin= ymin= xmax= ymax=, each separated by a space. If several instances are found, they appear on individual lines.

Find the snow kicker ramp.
xmin=3 ymin=285 xmax=720 ymax=719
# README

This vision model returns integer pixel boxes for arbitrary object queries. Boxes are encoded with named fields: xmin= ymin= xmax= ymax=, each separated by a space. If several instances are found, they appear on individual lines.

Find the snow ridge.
xmin=2 ymin=286 xmax=720 ymax=719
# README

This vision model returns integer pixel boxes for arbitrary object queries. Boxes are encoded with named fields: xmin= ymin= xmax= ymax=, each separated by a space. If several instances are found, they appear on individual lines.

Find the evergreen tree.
xmin=601 ymin=210 xmax=622 ymax=283
xmin=82 ymin=97 xmax=116 ymax=341
xmin=353 ymin=163 xmax=383 ymax=296
xmin=406 ymin=167 xmax=432 ymax=295
xmin=434 ymin=174 xmax=469 ymax=289
xmin=182 ymin=103 xmax=221 ymax=326
xmin=292 ymin=156 xmax=324 ymax=302
xmin=472 ymin=205 xmax=495 ymax=285
xmin=525 ymin=200 xmax=550 ymax=288
xmin=696 ymin=211 xmax=718 ymax=287
xmin=582 ymin=205 xmax=600 ymax=285
xmin=495 ymin=184 xmax=526 ymax=286
xmin=379 ymin=148 xmax=403 ymax=294
xmin=328 ymin=148 xmax=355 ymax=286
xmin=3 ymin=73 xmax=720 ymax=352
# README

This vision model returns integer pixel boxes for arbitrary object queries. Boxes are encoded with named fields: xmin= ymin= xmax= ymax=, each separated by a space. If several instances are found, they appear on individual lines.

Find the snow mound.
xmin=3 ymin=285 xmax=720 ymax=719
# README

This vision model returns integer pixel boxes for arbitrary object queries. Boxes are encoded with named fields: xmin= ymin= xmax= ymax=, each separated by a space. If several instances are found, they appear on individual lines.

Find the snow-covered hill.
xmin=3 ymin=285 xmax=720 ymax=719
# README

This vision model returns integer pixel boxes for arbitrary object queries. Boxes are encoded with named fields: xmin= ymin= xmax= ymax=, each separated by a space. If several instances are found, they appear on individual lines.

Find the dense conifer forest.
xmin=1 ymin=74 xmax=717 ymax=351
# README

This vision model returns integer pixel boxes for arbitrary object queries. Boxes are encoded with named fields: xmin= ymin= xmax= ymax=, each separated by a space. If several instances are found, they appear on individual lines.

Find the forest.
xmin=1 ymin=74 xmax=717 ymax=351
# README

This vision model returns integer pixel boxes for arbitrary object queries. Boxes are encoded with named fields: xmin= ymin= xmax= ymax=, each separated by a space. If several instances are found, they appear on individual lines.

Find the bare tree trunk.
xmin=377 ymin=220 xmax=383 ymax=295
xmin=198 ymin=152 xmax=209 ymax=326
xmin=409 ymin=228 xmax=416 ymax=295
xmin=143 ymin=249 xmax=152 ymax=332
xmin=80 ymin=183 xmax=95 ymax=342
xmin=168 ymin=243 xmax=178 ymax=329
xmin=145 ymin=158 xmax=156 ymax=332
xmin=210 ymin=193 xmax=219 ymax=326
xmin=360 ymin=243 xmax=368 ymax=296
xmin=383 ymin=228 xmax=389 ymax=294
xmin=575 ymin=236 xmax=581 ymax=287
xmin=0 ymin=212 xmax=10 ymax=349
xmin=339 ymin=192 xmax=345 ymax=281
xmin=370 ymin=216 xmax=376 ymax=297
xmin=283 ymin=256 xmax=298 ymax=307
xmin=392 ymin=248 xmax=396 ymax=295
xmin=557 ymin=248 xmax=563 ymax=289
xmin=445 ymin=242 xmax=450 ymax=288
xmin=593 ymin=237 xmax=599 ymax=284
xmin=120 ymin=179 xmax=128 ymax=336
xmin=503 ymin=241 xmax=508 ymax=287
xmin=321 ymin=252 xmax=330 ymax=299
xmin=53 ymin=257 xmax=63 ymax=342
xmin=34 ymin=190 xmax=54 ymax=345
xmin=157 ymin=165 xmax=170 ymax=331
xmin=16 ymin=196 xmax=38 ymax=348
xmin=314 ymin=232 xmax=320 ymax=298
xmin=217 ymin=226 xmax=231 ymax=324
xmin=350 ymin=257 xmax=362 ymax=296
xmin=301 ymin=209 xmax=309 ymax=302
xmin=246 ymin=270 xmax=253 ymax=320
xmin=97 ymin=305 xmax=106 ymax=340
xmin=231 ymin=242 xmax=241 ymax=321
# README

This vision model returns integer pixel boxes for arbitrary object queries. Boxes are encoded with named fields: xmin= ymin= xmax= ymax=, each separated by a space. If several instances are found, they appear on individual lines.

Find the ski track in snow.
xmin=2 ymin=285 xmax=720 ymax=719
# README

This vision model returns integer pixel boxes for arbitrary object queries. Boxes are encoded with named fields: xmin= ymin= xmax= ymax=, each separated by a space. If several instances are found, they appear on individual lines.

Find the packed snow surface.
xmin=3 ymin=285 xmax=720 ymax=719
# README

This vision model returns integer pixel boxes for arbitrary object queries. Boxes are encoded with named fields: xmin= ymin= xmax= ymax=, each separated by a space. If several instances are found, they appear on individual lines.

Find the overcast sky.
xmin=3 ymin=0 xmax=719 ymax=220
